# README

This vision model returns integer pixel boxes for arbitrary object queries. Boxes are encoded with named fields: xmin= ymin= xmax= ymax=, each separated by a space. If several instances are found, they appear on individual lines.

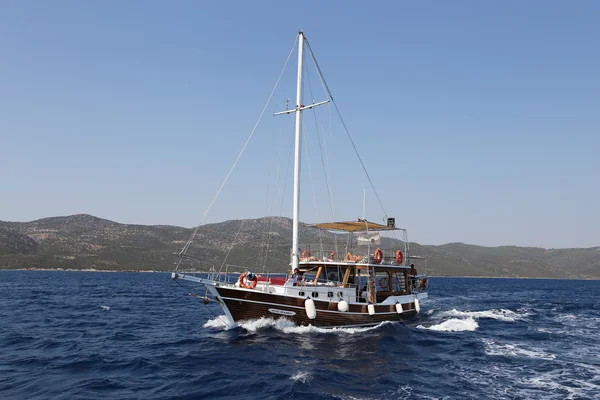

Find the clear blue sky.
xmin=1 ymin=1 xmax=599 ymax=248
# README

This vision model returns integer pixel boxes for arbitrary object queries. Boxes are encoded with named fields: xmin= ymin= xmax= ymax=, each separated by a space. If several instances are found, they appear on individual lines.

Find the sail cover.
xmin=310 ymin=220 xmax=398 ymax=232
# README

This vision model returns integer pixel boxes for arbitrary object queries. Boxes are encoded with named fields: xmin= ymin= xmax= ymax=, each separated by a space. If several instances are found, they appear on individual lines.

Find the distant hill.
xmin=0 ymin=214 xmax=598 ymax=279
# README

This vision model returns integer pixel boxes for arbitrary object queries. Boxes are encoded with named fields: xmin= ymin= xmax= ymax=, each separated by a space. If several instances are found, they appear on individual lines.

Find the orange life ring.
xmin=395 ymin=250 xmax=404 ymax=264
xmin=239 ymin=272 xmax=257 ymax=289
xmin=374 ymin=248 xmax=383 ymax=264
xmin=301 ymin=250 xmax=311 ymax=259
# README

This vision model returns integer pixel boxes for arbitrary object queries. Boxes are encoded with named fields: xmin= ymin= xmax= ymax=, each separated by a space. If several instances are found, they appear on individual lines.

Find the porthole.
xmin=312 ymin=292 xmax=319 ymax=298
xmin=299 ymin=291 xmax=305 ymax=297
xmin=327 ymin=292 xmax=333 ymax=298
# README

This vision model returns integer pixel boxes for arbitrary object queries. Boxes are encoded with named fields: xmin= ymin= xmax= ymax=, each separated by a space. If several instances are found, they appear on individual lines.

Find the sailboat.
xmin=171 ymin=31 xmax=429 ymax=328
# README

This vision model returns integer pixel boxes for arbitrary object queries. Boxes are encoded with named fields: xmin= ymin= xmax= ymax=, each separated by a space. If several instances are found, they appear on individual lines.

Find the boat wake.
xmin=454 ymin=362 xmax=599 ymax=400
xmin=439 ymin=308 xmax=528 ymax=322
xmin=204 ymin=307 xmax=528 ymax=334
xmin=290 ymin=370 xmax=312 ymax=383
xmin=202 ymin=316 xmax=235 ymax=330
xmin=482 ymin=338 xmax=556 ymax=360
xmin=416 ymin=307 xmax=529 ymax=332
xmin=417 ymin=316 xmax=479 ymax=332
xmin=203 ymin=316 xmax=395 ymax=334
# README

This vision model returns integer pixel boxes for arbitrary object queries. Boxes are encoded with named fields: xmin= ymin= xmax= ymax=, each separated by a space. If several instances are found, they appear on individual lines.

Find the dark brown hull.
xmin=216 ymin=287 xmax=418 ymax=327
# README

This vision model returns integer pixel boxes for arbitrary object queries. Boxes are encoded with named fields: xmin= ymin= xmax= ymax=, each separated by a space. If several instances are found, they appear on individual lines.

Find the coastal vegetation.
xmin=0 ymin=214 xmax=598 ymax=279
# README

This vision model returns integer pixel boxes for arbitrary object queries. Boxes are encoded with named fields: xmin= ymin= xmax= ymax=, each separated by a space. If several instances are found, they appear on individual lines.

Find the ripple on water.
xmin=0 ymin=272 xmax=598 ymax=400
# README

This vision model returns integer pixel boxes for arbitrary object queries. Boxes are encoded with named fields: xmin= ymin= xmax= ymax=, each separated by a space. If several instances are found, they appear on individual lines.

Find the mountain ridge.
xmin=0 ymin=214 xmax=598 ymax=279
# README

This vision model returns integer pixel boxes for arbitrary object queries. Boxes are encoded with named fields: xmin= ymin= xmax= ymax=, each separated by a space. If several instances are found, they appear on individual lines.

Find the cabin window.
xmin=375 ymin=272 xmax=390 ymax=292
xmin=325 ymin=267 xmax=341 ymax=282
xmin=303 ymin=272 xmax=317 ymax=282
xmin=347 ymin=268 xmax=356 ymax=285
xmin=392 ymin=272 xmax=407 ymax=293
xmin=324 ymin=266 xmax=353 ymax=284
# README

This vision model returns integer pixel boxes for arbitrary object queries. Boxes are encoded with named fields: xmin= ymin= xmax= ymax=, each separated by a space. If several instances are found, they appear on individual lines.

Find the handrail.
xmin=298 ymin=244 xmax=410 ymax=266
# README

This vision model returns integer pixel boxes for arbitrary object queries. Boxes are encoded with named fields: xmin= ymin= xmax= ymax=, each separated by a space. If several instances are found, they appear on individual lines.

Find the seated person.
xmin=359 ymin=285 xmax=369 ymax=302
xmin=344 ymin=252 xmax=363 ymax=262
xmin=291 ymin=268 xmax=304 ymax=285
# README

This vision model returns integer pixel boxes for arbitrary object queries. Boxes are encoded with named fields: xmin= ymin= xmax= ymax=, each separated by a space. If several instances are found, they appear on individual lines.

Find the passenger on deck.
xmin=360 ymin=285 xmax=369 ymax=302
xmin=324 ymin=251 xmax=336 ymax=262
xmin=344 ymin=252 xmax=362 ymax=262
xmin=292 ymin=268 xmax=304 ymax=285
xmin=409 ymin=264 xmax=417 ymax=289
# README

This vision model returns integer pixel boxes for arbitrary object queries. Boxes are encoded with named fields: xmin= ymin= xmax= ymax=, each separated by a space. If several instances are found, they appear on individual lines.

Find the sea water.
xmin=0 ymin=271 xmax=598 ymax=399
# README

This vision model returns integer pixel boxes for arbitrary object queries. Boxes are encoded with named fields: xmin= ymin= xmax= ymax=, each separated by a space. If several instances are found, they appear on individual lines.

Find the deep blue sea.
xmin=0 ymin=271 xmax=598 ymax=399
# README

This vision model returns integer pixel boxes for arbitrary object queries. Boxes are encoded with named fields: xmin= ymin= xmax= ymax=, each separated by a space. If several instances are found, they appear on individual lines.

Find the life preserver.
xmin=301 ymin=250 xmax=311 ymax=259
xmin=377 ymin=277 xmax=389 ymax=291
xmin=395 ymin=250 xmax=404 ymax=264
xmin=374 ymin=248 xmax=383 ymax=264
xmin=420 ymin=278 xmax=428 ymax=289
xmin=238 ymin=272 xmax=257 ymax=289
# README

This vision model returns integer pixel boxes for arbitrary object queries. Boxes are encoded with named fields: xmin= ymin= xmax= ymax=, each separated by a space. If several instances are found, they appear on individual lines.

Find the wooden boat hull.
xmin=216 ymin=286 xmax=418 ymax=327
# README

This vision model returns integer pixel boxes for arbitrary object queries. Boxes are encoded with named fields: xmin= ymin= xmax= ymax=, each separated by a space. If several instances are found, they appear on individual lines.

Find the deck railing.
xmin=409 ymin=274 xmax=429 ymax=293
xmin=298 ymin=243 xmax=408 ymax=266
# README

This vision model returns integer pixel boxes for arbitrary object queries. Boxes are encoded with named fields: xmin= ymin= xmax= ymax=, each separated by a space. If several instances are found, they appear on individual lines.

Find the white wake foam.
xmin=454 ymin=363 xmax=599 ymax=400
xmin=239 ymin=317 xmax=394 ymax=334
xmin=203 ymin=316 xmax=236 ymax=330
xmin=558 ymin=314 xmax=577 ymax=320
xmin=482 ymin=338 xmax=556 ymax=360
xmin=417 ymin=317 xmax=479 ymax=332
xmin=441 ymin=308 xmax=527 ymax=322
xmin=100 ymin=305 xmax=110 ymax=311
xmin=290 ymin=370 xmax=312 ymax=383
xmin=203 ymin=315 xmax=394 ymax=334
xmin=524 ymin=365 xmax=600 ymax=399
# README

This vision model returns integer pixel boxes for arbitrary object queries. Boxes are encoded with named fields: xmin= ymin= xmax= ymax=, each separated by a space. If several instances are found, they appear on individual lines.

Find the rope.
xmin=305 ymin=37 xmax=388 ymax=218
xmin=279 ymin=126 xmax=295 ymax=217
xmin=174 ymin=279 xmax=230 ymax=327
xmin=319 ymin=123 xmax=338 ymax=256
xmin=301 ymin=115 xmax=324 ymax=256
xmin=256 ymin=127 xmax=286 ymax=268
xmin=219 ymin=219 xmax=246 ymax=272
xmin=267 ymin=129 xmax=296 ymax=265
xmin=304 ymin=54 xmax=337 ymax=254
xmin=259 ymin=126 xmax=289 ymax=270
xmin=324 ymin=105 xmax=338 ymax=256
xmin=176 ymin=35 xmax=298 ymax=270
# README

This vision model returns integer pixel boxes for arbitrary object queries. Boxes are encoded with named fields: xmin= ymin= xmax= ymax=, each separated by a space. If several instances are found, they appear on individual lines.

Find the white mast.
xmin=273 ymin=31 xmax=329 ymax=270
xmin=362 ymin=189 xmax=366 ymax=220
xmin=291 ymin=30 xmax=305 ymax=271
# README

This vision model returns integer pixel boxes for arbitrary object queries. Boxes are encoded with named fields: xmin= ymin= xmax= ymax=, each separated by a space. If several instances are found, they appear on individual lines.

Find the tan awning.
xmin=310 ymin=220 xmax=398 ymax=232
